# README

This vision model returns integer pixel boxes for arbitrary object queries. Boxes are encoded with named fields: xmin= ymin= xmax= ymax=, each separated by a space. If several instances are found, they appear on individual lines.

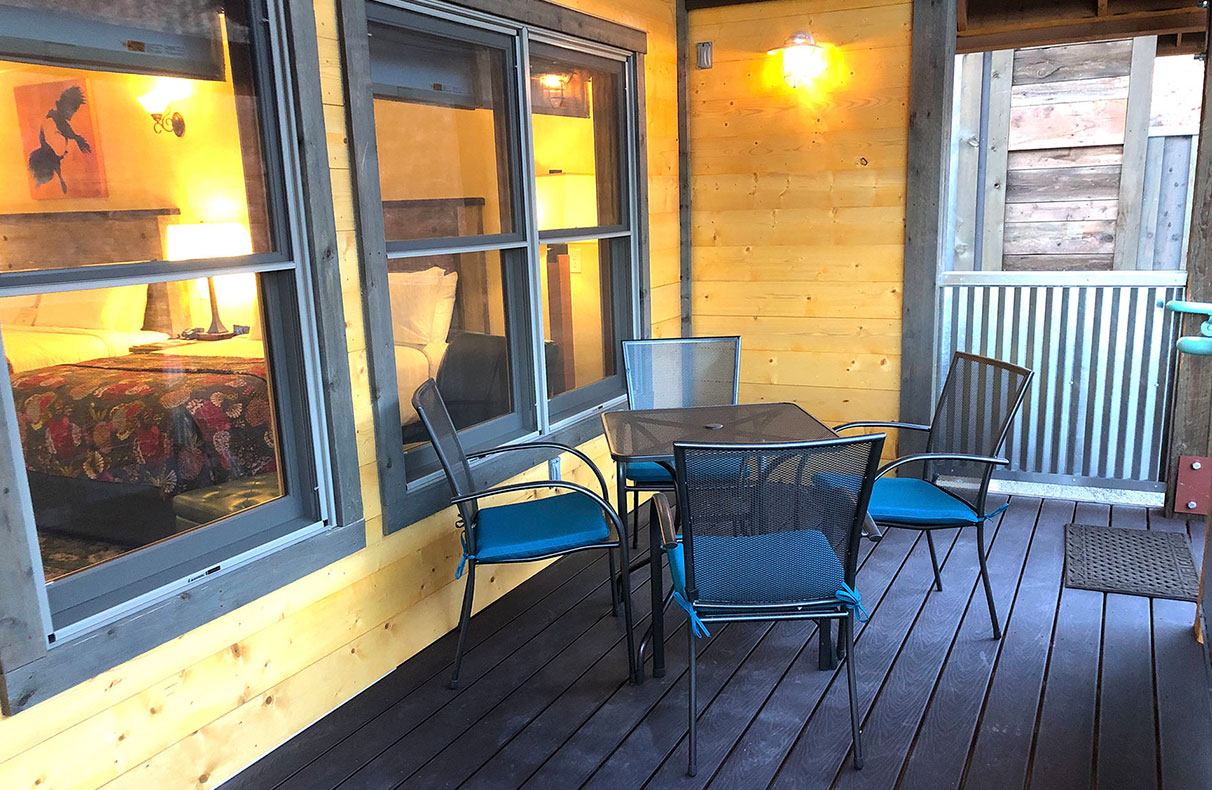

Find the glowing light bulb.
xmin=769 ymin=32 xmax=827 ymax=88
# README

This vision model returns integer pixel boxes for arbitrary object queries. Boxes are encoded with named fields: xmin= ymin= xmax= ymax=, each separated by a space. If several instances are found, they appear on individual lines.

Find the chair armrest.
xmin=876 ymin=452 xmax=1009 ymax=480
xmin=465 ymin=441 xmax=609 ymax=499
xmin=650 ymin=493 xmax=678 ymax=550
xmin=834 ymin=420 xmax=932 ymax=434
xmin=450 ymin=480 xmax=625 ymax=539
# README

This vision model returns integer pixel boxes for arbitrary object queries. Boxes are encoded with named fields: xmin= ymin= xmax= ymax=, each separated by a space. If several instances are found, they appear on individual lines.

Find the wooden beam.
xmin=958 ymin=8 xmax=1205 ymax=54
xmin=1113 ymin=36 xmax=1157 ymax=271
xmin=901 ymin=0 xmax=957 ymax=451
xmin=1168 ymin=3 xmax=1212 ymax=514
xmin=981 ymin=50 xmax=1013 ymax=272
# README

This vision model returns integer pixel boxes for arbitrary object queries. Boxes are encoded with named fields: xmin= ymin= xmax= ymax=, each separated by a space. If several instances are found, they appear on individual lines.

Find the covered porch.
xmin=227 ymin=497 xmax=1212 ymax=789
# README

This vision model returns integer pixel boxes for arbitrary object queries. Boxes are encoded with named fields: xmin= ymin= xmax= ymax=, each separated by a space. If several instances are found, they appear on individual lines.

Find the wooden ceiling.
xmin=684 ymin=0 xmax=1208 ymax=56
xmin=958 ymin=0 xmax=1207 ymax=54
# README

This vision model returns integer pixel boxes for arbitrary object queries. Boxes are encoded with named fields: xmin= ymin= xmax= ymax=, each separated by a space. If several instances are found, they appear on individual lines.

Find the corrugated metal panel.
xmin=938 ymin=282 xmax=1183 ymax=486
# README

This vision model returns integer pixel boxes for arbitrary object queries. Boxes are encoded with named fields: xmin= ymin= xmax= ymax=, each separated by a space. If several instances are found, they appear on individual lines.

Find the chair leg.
xmin=608 ymin=548 xmax=620 ymax=617
xmin=925 ymin=530 xmax=943 ymax=592
xmin=844 ymin=614 xmax=864 ymax=770
xmin=632 ymin=491 xmax=640 ymax=549
xmin=618 ymin=535 xmax=639 ymax=683
xmin=449 ymin=563 xmax=476 ymax=690
xmin=688 ymin=624 xmax=698 ymax=777
xmin=817 ymin=618 xmax=837 ymax=670
xmin=977 ymin=520 xmax=1001 ymax=639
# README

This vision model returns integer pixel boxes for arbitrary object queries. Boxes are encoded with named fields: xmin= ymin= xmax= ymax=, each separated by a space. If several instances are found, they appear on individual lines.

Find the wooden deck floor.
xmin=225 ymin=497 xmax=1212 ymax=789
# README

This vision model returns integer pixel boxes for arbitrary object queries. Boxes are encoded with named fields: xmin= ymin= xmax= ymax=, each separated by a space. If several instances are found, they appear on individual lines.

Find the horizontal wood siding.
xmin=687 ymin=0 xmax=911 ymax=452
xmin=0 ymin=0 xmax=678 ymax=787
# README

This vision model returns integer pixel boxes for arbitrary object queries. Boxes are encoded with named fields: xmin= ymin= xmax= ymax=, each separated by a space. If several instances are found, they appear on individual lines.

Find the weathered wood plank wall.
xmin=686 ymin=0 xmax=910 ymax=441
xmin=0 ymin=0 xmax=679 ymax=788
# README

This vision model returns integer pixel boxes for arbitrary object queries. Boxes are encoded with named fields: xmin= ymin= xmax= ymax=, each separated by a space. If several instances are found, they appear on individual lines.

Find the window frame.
xmin=0 ymin=0 xmax=365 ymax=714
xmin=342 ymin=0 xmax=649 ymax=531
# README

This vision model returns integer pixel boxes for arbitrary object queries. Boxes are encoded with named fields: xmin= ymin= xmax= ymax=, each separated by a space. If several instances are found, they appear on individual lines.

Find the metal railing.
xmin=937 ymin=272 xmax=1184 ymax=489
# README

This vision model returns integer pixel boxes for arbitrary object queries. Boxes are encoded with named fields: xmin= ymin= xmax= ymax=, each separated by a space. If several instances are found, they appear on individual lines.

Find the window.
xmin=0 ymin=0 xmax=328 ymax=632
xmin=363 ymin=2 xmax=641 ymax=488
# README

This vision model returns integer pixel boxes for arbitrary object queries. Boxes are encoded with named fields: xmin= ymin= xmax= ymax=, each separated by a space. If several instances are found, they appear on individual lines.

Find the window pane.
xmin=0 ymin=0 xmax=279 ymax=270
xmin=540 ymin=239 xmax=618 ymax=398
xmin=369 ymin=21 xmax=516 ymax=242
xmin=2 ymin=275 xmax=283 ymax=580
xmin=530 ymin=45 xmax=624 ymax=231
xmin=394 ymin=251 xmax=520 ymax=449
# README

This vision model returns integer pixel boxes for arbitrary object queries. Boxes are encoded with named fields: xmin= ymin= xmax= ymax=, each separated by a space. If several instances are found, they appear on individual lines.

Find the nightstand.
xmin=128 ymin=338 xmax=204 ymax=354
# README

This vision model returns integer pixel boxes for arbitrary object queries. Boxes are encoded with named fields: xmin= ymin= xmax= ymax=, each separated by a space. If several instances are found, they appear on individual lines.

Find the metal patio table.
xmin=602 ymin=402 xmax=882 ymax=678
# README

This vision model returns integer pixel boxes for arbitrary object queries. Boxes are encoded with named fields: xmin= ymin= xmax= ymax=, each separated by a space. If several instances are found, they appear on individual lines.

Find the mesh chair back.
xmin=412 ymin=379 xmax=479 ymax=527
xmin=926 ymin=352 xmax=1033 ymax=508
xmin=622 ymin=337 xmax=741 ymax=410
xmin=674 ymin=435 xmax=884 ymax=606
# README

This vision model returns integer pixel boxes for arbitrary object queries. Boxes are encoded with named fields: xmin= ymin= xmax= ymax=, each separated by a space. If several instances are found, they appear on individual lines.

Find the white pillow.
xmin=387 ymin=267 xmax=458 ymax=346
xmin=0 ymin=294 xmax=38 ymax=326
xmin=34 ymin=285 xmax=148 ymax=332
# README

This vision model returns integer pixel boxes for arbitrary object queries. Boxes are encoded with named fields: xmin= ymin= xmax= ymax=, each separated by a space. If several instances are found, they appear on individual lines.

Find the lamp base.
xmin=181 ymin=330 xmax=236 ymax=341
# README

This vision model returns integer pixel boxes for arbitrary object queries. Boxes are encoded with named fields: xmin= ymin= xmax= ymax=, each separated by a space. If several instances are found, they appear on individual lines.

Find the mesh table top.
xmin=602 ymin=402 xmax=836 ymax=462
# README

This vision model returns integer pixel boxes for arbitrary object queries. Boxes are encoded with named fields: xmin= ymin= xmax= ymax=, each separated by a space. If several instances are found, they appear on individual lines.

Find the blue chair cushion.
xmin=474 ymin=493 xmax=612 ymax=563
xmin=665 ymin=529 xmax=845 ymax=605
xmin=868 ymin=477 xmax=979 ymax=526
xmin=624 ymin=461 xmax=674 ymax=484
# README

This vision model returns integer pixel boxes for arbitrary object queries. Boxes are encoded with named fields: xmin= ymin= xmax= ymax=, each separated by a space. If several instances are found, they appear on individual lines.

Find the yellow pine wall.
xmin=0 ymin=0 xmax=677 ymax=787
xmin=687 ymin=0 xmax=910 ymax=439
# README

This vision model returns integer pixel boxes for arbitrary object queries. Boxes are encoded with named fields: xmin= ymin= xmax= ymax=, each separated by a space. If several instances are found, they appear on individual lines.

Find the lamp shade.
xmin=166 ymin=222 xmax=253 ymax=261
xmin=535 ymin=171 xmax=598 ymax=230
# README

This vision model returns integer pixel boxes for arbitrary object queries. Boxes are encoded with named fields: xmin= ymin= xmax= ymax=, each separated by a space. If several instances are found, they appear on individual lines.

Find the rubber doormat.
xmin=1064 ymin=523 xmax=1199 ymax=602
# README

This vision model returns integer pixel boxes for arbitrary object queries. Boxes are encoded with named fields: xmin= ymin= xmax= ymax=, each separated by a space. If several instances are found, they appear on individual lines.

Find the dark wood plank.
xmin=900 ymin=0 xmax=957 ymax=455
xmin=640 ymin=526 xmax=915 ymax=789
xmin=1148 ymin=509 xmax=1212 ymax=790
xmin=460 ymin=584 xmax=692 ymax=789
xmin=961 ymin=498 xmax=1075 ymax=790
xmin=546 ymin=528 xmax=916 ymax=790
xmin=896 ymin=497 xmax=1044 ymax=790
xmin=223 ymin=549 xmax=605 ymax=789
xmin=830 ymin=506 xmax=1013 ymax=788
xmin=276 ymin=554 xmax=630 ymax=790
xmin=768 ymin=529 xmax=964 ymax=788
xmin=396 ymin=598 xmax=648 ymax=789
xmin=1096 ymin=507 xmax=1158 ymax=790
xmin=1028 ymin=501 xmax=1107 ymax=790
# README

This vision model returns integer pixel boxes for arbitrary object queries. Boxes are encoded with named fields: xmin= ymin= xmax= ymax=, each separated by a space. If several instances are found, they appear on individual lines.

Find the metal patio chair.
xmin=412 ymin=379 xmax=638 ymax=688
xmin=836 ymin=351 xmax=1033 ymax=639
xmin=652 ymin=433 xmax=886 ymax=775
xmin=618 ymin=336 xmax=741 ymax=545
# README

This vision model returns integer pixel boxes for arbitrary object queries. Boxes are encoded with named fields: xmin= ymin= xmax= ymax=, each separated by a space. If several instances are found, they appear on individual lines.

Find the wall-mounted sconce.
xmin=137 ymin=78 xmax=191 ymax=137
xmin=537 ymin=72 xmax=573 ymax=109
xmin=768 ymin=31 xmax=826 ymax=88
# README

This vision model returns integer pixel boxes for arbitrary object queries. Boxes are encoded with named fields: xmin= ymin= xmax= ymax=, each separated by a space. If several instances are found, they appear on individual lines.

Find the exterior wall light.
xmin=769 ymin=31 xmax=826 ymax=88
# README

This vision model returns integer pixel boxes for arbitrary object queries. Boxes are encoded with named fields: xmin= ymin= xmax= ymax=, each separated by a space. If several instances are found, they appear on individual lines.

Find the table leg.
xmin=818 ymin=619 xmax=837 ymax=671
xmin=650 ymin=505 xmax=666 ymax=678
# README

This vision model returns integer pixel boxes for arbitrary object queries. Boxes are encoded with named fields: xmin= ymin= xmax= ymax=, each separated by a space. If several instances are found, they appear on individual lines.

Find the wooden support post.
xmin=901 ymin=0 xmax=957 ymax=452
xmin=1168 ymin=6 xmax=1212 ymax=516
xmin=980 ymin=51 xmax=1013 ymax=272
xmin=1113 ymin=36 xmax=1157 ymax=271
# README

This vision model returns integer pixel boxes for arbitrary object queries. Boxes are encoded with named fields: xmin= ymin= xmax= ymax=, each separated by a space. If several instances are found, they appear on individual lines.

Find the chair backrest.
xmin=621 ymin=336 xmax=741 ymax=410
xmin=926 ymin=351 xmax=1034 ymax=508
xmin=673 ymin=435 xmax=885 ymax=607
xmin=412 ymin=379 xmax=479 ymax=527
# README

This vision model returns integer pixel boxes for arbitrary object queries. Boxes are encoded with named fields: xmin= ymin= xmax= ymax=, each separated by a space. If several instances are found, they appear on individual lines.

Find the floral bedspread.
xmin=12 ymin=355 xmax=277 ymax=498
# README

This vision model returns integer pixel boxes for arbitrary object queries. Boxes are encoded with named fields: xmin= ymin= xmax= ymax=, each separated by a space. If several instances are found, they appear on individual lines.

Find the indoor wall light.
xmin=538 ymin=72 xmax=573 ymax=108
xmin=768 ymin=31 xmax=827 ymax=88
xmin=137 ymin=78 xmax=191 ymax=137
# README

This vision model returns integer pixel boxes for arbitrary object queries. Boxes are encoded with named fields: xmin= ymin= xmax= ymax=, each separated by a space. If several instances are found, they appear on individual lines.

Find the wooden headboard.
xmin=0 ymin=207 xmax=186 ymax=333
xmin=381 ymin=198 xmax=492 ymax=334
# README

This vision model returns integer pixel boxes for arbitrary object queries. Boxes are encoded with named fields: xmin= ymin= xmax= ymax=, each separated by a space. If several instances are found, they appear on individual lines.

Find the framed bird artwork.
xmin=14 ymin=78 xmax=108 ymax=200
